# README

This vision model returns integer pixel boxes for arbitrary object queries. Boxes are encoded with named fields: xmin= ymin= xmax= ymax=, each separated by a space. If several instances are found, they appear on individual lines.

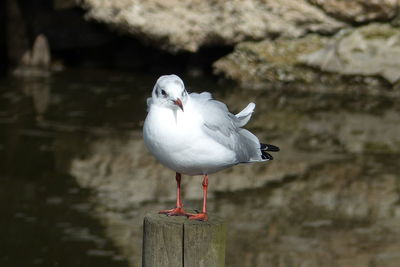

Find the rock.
xmin=12 ymin=34 xmax=51 ymax=77
xmin=79 ymin=0 xmax=345 ymax=52
xmin=10 ymin=0 xmax=114 ymax=51
xmin=309 ymin=0 xmax=399 ymax=23
xmin=214 ymin=23 xmax=400 ymax=89
xmin=213 ymin=35 xmax=327 ymax=88
xmin=300 ymin=23 xmax=400 ymax=84
xmin=30 ymin=35 xmax=51 ymax=68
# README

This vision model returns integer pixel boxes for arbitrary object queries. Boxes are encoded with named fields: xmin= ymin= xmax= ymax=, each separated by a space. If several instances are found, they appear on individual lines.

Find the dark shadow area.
xmin=3 ymin=0 xmax=233 ymax=78
xmin=0 ymin=0 xmax=7 ymax=76
xmin=52 ymin=37 xmax=233 ymax=76
xmin=0 ymin=74 xmax=133 ymax=266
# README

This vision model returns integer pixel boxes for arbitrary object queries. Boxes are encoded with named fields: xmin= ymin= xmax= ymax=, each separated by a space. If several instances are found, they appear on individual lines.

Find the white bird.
xmin=143 ymin=74 xmax=279 ymax=221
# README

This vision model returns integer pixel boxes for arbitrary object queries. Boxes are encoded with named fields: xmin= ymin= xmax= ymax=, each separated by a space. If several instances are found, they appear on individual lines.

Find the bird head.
xmin=152 ymin=74 xmax=187 ymax=112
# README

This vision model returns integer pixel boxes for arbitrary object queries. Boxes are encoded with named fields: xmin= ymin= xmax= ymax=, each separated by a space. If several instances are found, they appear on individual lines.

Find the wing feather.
xmin=190 ymin=92 xmax=261 ymax=162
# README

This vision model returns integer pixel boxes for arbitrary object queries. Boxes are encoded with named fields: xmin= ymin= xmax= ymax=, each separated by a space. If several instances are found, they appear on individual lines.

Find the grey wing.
xmin=190 ymin=92 xmax=263 ymax=163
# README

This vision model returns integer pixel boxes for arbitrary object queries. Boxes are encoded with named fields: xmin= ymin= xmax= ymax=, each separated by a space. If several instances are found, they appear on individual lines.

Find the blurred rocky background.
xmin=4 ymin=0 xmax=400 ymax=89
xmin=1 ymin=1 xmax=400 ymax=267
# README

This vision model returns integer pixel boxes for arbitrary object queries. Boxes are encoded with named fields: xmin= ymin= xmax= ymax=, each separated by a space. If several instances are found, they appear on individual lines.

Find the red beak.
xmin=174 ymin=98 xmax=184 ymax=112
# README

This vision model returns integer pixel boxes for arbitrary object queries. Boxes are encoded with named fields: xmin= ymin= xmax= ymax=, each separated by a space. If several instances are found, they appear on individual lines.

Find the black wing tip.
xmin=261 ymin=151 xmax=273 ymax=160
xmin=260 ymin=143 xmax=280 ymax=152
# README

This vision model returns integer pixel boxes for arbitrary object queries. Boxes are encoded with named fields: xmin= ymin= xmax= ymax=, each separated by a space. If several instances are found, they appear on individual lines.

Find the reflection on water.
xmin=0 ymin=175 xmax=127 ymax=266
xmin=1 ymin=70 xmax=400 ymax=267
xmin=0 ymin=70 xmax=152 ymax=267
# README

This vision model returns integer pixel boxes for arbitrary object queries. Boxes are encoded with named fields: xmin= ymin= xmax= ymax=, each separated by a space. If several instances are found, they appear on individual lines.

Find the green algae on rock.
xmin=308 ymin=0 xmax=399 ymax=23
xmin=214 ymin=23 xmax=400 ymax=91
xmin=213 ymin=35 xmax=328 ymax=88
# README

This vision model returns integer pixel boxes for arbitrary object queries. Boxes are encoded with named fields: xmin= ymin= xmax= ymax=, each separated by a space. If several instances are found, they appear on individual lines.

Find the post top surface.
xmin=144 ymin=212 xmax=226 ymax=226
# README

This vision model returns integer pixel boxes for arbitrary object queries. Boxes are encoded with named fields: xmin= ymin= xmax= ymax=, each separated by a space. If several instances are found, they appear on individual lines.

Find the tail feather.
xmin=260 ymin=143 xmax=280 ymax=152
xmin=235 ymin=102 xmax=255 ymax=127
xmin=260 ymin=143 xmax=280 ymax=160
xmin=261 ymin=151 xmax=273 ymax=160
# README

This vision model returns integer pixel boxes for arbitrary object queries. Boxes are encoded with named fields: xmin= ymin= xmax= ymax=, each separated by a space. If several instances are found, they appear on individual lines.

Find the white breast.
xmin=143 ymin=102 xmax=237 ymax=175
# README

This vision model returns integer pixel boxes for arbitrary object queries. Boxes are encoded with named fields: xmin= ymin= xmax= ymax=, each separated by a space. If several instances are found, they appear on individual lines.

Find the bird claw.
xmin=158 ymin=207 xmax=189 ymax=216
xmin=187 ymin=212 xmax=208 ymax=221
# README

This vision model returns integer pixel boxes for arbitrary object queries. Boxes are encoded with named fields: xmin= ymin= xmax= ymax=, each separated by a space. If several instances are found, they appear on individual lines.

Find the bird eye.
xmin=182 ymin=91 xmax=186 ymax=97
xmin=161 ymin=89 xmax=167 ymax=96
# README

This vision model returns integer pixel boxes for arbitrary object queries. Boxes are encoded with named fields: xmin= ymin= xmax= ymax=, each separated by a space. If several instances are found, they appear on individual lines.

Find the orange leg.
xmin=159 ymin=173 xmax=189 ymax=216
xmin=187 ymin=174 xmax=209 ymax=221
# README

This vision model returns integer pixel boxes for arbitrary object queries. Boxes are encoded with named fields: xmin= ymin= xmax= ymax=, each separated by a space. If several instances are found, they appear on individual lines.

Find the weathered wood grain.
xmin=142 ymin=213 xmax=226 ymax=267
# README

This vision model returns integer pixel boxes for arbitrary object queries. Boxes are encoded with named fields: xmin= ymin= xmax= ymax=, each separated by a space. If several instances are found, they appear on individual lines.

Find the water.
xmin=0 ymin=70 xmax=150 ymax=267
xmin=1 ymin=70 xmax=399 ymax=267
xmin=0 ymin=70 xmax=223 ymax=267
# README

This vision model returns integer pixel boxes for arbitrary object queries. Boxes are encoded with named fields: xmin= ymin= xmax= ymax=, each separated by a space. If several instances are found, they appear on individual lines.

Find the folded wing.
xmin=190 ymin=92 xmax=263 ymax=163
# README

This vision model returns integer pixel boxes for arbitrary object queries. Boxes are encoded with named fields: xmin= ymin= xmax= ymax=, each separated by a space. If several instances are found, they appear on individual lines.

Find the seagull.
xmin=143 ymin=74 xmax=279 ymax=221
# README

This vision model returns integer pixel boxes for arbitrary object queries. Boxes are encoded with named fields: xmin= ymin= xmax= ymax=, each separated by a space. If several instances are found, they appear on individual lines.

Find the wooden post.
xmin=142 ymin=213 xmax=227 ymax=267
